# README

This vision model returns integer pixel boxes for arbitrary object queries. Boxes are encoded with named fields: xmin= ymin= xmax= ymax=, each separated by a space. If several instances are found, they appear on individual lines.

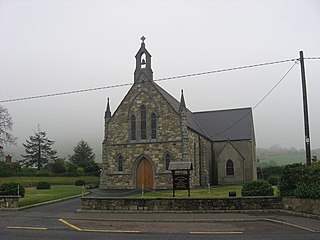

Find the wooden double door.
xmin=136 ymin=158 xmax=153 ymax=189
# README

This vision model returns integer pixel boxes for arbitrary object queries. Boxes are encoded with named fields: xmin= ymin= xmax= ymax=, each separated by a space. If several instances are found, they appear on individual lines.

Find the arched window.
xmin=117 ymin=154 xmax=123 ymax=172
xmin=226 ymin=159 xmax=234 ymax=176
xmin=130 ymin=114 xmax=136 ymax=140
xmin=165 ymin=152 xmax=171 ymax=170
xmin=151 ymin=112 xmax=157 ymax=139
xmin=140 ymin=105 xmax=146 ymax=140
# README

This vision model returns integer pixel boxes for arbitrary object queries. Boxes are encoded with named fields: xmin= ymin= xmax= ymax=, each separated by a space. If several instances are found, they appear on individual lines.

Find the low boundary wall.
xmin=81 ymin=196 xmax=283 ymax=211
xmin=283 ymin=197 xmax=320 ymax=215
xmin=0 ymin=196 xmax=20 ymax=209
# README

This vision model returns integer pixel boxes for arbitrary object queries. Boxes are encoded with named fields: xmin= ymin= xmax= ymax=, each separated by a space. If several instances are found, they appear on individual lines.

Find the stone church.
xmin=100 ymin=38 xmax=257 ymax=190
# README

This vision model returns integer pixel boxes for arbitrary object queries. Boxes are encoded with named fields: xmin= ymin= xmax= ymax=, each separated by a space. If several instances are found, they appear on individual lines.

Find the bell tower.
xmin=134 ymin=36 xmax=153 ymax=83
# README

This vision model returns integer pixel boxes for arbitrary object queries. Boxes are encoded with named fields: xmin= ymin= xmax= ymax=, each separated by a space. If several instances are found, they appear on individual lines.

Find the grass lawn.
xmin=131 ymin=185 xmax=279 ymax=198
xmin=19 ymin=185 xmax=87 ymax=207
xmin=0 ymin=176 xmax=99 ymax=187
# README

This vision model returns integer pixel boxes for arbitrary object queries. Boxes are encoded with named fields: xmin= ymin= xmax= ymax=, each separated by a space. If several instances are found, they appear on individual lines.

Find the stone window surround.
xmin=128 ymin=105 xmax=158 ymax=142
xmin=226 ymin=159 xmax=234 ymax=176
xmin=163 ymin=151 xmax=172 ymax=171
xmin=130 ymin=114 xmax=136 ymax=140
xmin=116 ymin=154 xmax=124 ymax=172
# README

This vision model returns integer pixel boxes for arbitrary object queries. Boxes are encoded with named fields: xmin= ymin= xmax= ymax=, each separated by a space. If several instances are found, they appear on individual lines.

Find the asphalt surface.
xmin=0 ymin=189 xmax=319 ymax=239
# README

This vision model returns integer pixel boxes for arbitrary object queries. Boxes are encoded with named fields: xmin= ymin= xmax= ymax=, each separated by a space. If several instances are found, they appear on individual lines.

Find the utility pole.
xmin=299 ymin=51 xmax=311 ymax=166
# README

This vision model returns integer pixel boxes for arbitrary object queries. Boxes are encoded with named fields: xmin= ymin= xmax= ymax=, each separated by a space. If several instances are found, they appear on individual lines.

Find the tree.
xmin=69 ymin=140 xmax=98 ymax=173
xmin=0 ymin=105 xmax=16 ymax=155
xmin=21 ymin=128 xmax=58 ymax=170
xmin=45 ymin=158 xmax=66 ymax=174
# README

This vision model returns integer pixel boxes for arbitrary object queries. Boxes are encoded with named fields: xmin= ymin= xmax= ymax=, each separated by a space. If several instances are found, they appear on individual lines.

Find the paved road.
xmin=0 ymin=192 xmax=319 ymax=240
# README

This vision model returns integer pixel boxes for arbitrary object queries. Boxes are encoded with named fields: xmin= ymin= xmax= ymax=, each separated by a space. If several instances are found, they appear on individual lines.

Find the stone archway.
xmin=136 ymin=158 xmax=153 ymax=189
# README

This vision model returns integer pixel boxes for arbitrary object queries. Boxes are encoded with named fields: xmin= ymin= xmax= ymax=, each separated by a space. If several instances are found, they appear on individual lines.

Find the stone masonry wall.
xmin=101 ymin=81 xmax=183 ymax=189
xmin=213 ymin=140 xmax=256 ymax=185
xmin=81 ymin=196 xmax=283 ymax=211
xmin=0 ymin=196 xmax=20 ymax=208
xmin=283 ymin=197 xmax=320 ymax=215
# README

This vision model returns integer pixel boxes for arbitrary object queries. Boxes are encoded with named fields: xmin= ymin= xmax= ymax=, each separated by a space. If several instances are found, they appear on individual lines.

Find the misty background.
xmin=1 ymin=0 xmax=319 ymax=163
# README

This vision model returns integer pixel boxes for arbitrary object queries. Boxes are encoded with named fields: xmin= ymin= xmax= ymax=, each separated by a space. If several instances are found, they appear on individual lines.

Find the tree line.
xmin=0 ymin=105 xmax=99 ymax=175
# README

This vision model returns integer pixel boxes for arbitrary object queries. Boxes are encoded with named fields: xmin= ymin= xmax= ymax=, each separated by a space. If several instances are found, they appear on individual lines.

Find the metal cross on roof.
xmin=141 ymin=36 xmax=146 ymax=43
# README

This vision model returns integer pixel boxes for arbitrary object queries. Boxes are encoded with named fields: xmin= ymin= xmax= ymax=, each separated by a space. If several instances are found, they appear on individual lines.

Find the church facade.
xmin=100 ymin=39 xmax=257 ymax=190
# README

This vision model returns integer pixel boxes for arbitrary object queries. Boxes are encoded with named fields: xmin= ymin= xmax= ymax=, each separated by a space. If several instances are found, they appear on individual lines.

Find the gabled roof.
xmin=153 ymin=83 xmax=209 ymax=138
xmin=153 ymin=82 xmax=254 ymax=142
xmin=193 ymin=108 xmax=254 ymax=141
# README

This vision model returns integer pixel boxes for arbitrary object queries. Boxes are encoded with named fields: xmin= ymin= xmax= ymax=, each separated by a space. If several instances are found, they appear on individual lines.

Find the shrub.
xmin=76 ymin=167 xmax=84 ymax=174
xmin=278 ymin=163 xmax=307 ymax=196
xmin=36 ymin=181 xmax=51 ymax=189
xmin=258 ymin=165 xmax=285 ymax=180
xmin=0 ymin=161 xmax=13 ymax=177
xmin=75 ymin=179 xmax=85 ymax=186
xmin=294 ymin=182 xmax=320 ymax=199
xmin=267 ymin=175 xmax=280 ymax=186
xmin=241 ymin=180 xmax=274 ymax=196
xmin=0 ymin=182 xmax=25 ymax=198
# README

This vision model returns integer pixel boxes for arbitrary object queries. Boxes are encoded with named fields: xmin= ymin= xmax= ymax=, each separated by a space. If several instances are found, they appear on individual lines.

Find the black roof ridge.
xmin=193 ymin=107 xmax=252 ymax=114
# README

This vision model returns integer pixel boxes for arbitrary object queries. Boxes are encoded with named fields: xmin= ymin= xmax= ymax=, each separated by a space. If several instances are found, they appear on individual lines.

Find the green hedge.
xmin=75 ymin=179 xmax=86 ymax=186
xmin=267 ymin=175 xmax=280 ymax=186
xmin=294 ymin=182 xmax=320 ymax=199
xmin=241 ymin=180 xmax=274 ymax=196
xmin=0 ymin=182 xmax=25 ymax=198
xmin=36 ymin=182 xmax=51 ymax=190
xmin=279 ymin=162 xmax=320 ymax=197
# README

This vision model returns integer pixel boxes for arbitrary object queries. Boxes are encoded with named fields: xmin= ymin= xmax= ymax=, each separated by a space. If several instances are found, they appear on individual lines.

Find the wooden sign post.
xmin=169 ymin=162 xmax=192 ymax=197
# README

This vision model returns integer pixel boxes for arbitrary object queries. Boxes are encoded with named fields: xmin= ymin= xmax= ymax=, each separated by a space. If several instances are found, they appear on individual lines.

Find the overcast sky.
xmin=1 ymin=0 xmax=319 ymax=162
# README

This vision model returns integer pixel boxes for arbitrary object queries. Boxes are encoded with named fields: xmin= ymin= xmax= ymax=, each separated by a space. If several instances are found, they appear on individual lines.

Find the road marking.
xmin=7 ymin=226 xmax=48 ymax=231
xmin=190 ymin=231 xmax=243 ymax=235
xmin=264 ymin=218 xmax=318 ymax=233
xmin=82 ymin=229 xmax=140 ymax=233
xmin=58 ymin=218 xmax=82 ymax=231
xmin=58 ymin=218 xmax=140 ymax=233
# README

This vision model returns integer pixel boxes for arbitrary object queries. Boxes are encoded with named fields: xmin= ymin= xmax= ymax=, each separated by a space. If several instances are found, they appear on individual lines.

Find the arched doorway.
xmin=136 ymin=158 xmax=153 ymax=189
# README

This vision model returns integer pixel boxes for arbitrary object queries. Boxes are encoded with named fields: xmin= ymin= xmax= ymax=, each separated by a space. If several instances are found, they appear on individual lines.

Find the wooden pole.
xmin=299 ymin=51 xmax=311 ymax=166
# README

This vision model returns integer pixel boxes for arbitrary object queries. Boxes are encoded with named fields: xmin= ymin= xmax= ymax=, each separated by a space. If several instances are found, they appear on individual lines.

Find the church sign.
xmin=169 ymin=162 xmax=192 ymax=197
xmin=173 ymin=174 xmax=189 ymax=190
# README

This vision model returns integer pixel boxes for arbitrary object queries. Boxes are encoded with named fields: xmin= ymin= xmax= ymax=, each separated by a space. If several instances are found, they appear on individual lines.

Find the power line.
xmin=0 ymin=58 xmax=300 ymax=103
xmin=304 ymin=57 xmax=320 ymax=60
xmin=211 ymin=60 xmax=299 ymax=138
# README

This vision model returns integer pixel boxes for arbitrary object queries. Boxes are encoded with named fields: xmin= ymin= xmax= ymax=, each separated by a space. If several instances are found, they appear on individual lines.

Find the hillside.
xmin=257 ymin=146 xmax=320 ymax=167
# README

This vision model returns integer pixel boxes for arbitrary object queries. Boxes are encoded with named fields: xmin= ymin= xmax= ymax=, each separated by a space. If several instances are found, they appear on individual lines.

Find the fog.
xmin=1 ymin=0 xmax=319 ymax=162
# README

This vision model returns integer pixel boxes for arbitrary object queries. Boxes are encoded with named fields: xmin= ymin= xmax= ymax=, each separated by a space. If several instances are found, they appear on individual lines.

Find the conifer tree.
xmin=69 ymin=140 xmax=97 ymax=173
xmin=21 ymin=128 xmax=58 ymax=170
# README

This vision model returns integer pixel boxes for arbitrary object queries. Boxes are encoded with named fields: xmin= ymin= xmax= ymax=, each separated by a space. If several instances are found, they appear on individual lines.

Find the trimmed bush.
xmin=294 ymin=182 xmax=320 ymax=199
xmin=36 ymin=181 xmax=51 ymax=189
xmin=0 ymin=182 xmax=25 ymax=198
xmin=241 ymin=180 xmax=274 ymax=196
xmin=75 ymin=179 xmax=85 ymax=186
xmin=267 ymin=175 xmax=280 ymax=186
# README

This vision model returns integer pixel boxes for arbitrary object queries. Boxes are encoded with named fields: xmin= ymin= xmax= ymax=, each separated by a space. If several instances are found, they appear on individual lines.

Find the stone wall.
xmin=0 ymin=196 xmax=19 ymax=209
xmin=81 ymin=196 xmax=283 ymax=211
xmin=101 ymin=81 xmax=184 ymax=189
xmin=283 ymin=197 xmax=320 ymax=215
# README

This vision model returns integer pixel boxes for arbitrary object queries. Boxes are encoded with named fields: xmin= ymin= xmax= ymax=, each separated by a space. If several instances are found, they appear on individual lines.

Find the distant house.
xmin=100 ymin=39 xmax=257 ymax=190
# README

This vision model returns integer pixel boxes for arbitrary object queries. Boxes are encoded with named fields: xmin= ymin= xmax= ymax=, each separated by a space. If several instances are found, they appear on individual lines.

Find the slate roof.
xmin=153 ymin=82 xmax=254 ymax=142
xmin=153 ymin=83 xmax=209 ymax=138
xmin=193 ymin=108 xmax=254 ymax=141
